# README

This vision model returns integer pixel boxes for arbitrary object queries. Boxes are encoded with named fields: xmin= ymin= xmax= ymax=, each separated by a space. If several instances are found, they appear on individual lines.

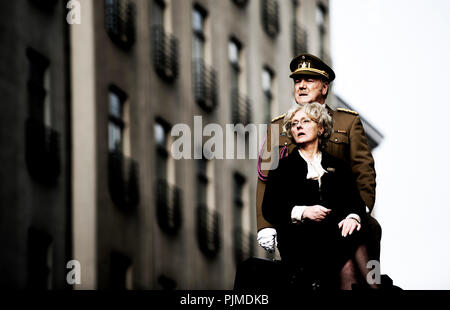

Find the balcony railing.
xmin=231 ymin=0 xmax=249 ymax=8
xmin=156 ymin=179 xmax=182 ymax=236
xmin=105 ymin=0 xmax=136 ymax=50
xmin=233 ymin=226 xmax=256 ymax=263
xmin=196 ymin=204 xmax=221 ymax=258
xmin=25 ymin=118 xmax=61 ymax=185
xmin=108 ymin=150 xmax=140 ymax=212
xmin=152 ymin=25 xmax=179 ymax=83
xmin=292 ymin=22 xmax=308 ymax=56
xmin=261 ymin=0 xmax=279 ymax=38
xmin=231 ymin=89 xmax=252 ymax=126
xmin=193 ymin=59 xmax=218 ymax=112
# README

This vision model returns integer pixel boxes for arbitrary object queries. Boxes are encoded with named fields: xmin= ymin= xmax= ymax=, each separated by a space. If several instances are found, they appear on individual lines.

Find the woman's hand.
xmin=338 ymin=218 xmax=361 ymax=237
xmin=303 ymin=205 xmax=331 ymax=222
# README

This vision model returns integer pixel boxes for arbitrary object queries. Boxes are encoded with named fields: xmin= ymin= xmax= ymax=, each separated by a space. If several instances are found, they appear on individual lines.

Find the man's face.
xmin=293 ymin=76 xmax=328 ymax=105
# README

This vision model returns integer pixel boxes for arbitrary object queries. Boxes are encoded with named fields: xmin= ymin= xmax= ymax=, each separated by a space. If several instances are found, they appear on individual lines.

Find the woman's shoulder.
xmin=266 ymin=151 xmax=290 ymax=177
xmin=272 ymin=148 xmax=304 ymax=171
xmin=277 ymin=150 xmax=298 ymax=169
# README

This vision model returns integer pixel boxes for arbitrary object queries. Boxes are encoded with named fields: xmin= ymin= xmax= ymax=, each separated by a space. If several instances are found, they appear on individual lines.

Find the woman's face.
xmin=290 ymin=110 xmax=324 ymax=145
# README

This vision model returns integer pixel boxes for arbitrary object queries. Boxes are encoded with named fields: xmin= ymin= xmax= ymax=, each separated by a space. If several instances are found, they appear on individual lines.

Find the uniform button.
xmin=284 ymin=142 xmax=287 ymax=146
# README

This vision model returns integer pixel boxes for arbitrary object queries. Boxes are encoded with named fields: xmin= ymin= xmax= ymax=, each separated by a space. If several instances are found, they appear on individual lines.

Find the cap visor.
xmin=289 ymin=70 xmax=325 ymax=79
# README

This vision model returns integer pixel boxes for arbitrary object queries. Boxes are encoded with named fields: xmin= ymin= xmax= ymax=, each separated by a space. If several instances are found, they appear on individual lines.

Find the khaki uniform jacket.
xmin=256 ymin=106 xmax=376 ymax=231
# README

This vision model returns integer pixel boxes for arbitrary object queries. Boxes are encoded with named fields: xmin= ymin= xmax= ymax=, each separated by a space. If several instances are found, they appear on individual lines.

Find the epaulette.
xmin=337 ymin=108 xmax=359 ymax=115
xmin=271 ymin=113 xmax=286 ymax=123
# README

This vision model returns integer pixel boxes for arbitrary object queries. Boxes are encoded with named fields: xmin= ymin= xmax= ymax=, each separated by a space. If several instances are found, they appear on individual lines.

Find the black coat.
xmin=261 ymin=148 xmax=366 ymax=279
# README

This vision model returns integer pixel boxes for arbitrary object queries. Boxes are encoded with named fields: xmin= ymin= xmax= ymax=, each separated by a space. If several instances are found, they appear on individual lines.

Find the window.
xmin=192 ymin=5 xmax=206 ymax=61
xmin=292 ymin=0 xmax=308 ymax=55
xmin=316 ymin=4 xmax=327 ymax=60
xmin=233 ymin=173 xmax=254 ymax=263
xmin=261 ymin=0 xmax=279 ymax=38
xmin=105 ymin=0 xmax=136 ymax=50
xmin=108 ymin=86 xmax=129 ymax=154
xmin=151 ymin=0 xmax=179 ymax=82
xmin=26 ymin=48 xmax=51 ymax=126
xmin=229 ymin=39 xmax=241 ymax=92
xmin=108 ymin=92 xmax=124 ymax=152
xmin=110 ymin=252 xmax=132 ymax=289
xmin=152 ymin=0 xmax=165 ymax=26
xmin=155 ymin=120 xmax=169 ymax=181
xmin=195 ymin=149 xmax=215 ymax=209
xmin=25 ymin=48 xmax=60 ymax=184
xmin=316 ymin=4 xmax=325 ymax=30
xmin=233 ymin=173 xmax=245 ymax=251
xmin=155 ymin=120 xmax=182 ymax=235
xmin=196 ymin=158 xmax=220 ymax=257
xmin=228 ymin=40 xmax=239 ymax=64
xmin=262 ymin=67 xmax=274 ymax=124
xmin=229 ymin=38 xmax=251 ymax=125
xmin=107 ymin=86 xmax=138 ymax=211
xmin=196 ymin=158 xmax=208 ymax=207
xmin=192 ymin=5 xmax=217 ymax=111
xmin=233 ymin=173 xmax=245 ymax=217
xmin=27 ymin=227 xmax=53 ymax=289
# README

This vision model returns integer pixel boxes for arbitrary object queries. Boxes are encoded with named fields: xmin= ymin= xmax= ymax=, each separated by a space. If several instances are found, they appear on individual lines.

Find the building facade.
xmin=0 ymin=0 xmax=382 ymax=290
xmin=0 ymin=0 xmax=71 ymax=289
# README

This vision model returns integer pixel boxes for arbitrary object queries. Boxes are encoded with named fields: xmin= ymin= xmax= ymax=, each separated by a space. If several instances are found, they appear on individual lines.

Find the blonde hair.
xmin=282 ymin=102 xmax=334 ymax=149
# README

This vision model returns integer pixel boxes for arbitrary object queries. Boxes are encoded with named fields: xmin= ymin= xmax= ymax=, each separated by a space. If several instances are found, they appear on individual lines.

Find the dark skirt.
xmin=276 ymin=213 xmax=365 ymax=286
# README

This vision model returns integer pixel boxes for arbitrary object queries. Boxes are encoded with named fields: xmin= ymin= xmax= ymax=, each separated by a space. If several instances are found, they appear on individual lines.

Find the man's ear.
xmin=322 ymin=81 xmax=329 ymax=96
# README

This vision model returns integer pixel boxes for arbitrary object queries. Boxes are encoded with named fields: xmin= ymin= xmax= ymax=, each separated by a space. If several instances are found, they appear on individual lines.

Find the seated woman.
xmin=262 ymin=102 xmax=379 ymax=290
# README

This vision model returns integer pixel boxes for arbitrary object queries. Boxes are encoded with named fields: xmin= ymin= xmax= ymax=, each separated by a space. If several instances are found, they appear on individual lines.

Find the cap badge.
xmin=299 ymin=60 xmax=311 ymax=69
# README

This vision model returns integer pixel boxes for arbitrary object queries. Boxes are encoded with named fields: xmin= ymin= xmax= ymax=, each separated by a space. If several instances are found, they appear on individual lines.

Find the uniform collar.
xmin=325 ymin=104 xmax=335 ymax=117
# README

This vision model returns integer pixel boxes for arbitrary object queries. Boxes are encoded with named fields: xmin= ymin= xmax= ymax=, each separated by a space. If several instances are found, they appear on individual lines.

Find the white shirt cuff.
xmin=291 ymin=206 xmax=307 ymax=223
xmin=346 ymin=213 xmax=361 ymax=223
xmin=257 ymin=227 xmax=277 ymax=239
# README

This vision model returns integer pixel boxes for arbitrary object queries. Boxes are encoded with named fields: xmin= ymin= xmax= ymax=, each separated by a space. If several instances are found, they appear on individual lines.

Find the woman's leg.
xmin=353 ymin=244 xmax=380 ymax=289
xmin=339 ymin=259 xmax=358 ymax=290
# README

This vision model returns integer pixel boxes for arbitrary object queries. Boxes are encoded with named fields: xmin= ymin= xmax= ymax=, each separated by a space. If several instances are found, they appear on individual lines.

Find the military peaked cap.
xmin=289 ymin=53 xmax=335 ymax=82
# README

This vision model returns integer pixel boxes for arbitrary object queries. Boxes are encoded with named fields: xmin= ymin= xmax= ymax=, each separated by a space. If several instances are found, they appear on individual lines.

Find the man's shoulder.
xmin=334 ymin=108 xmax=360 ymax=121
xmin=332 ymin=108 xmax=360 ymax=129
xmin=336 ymin=108 xmax=359 ymax=116
xmin=271 ymin=113 xmax=286 ymax=124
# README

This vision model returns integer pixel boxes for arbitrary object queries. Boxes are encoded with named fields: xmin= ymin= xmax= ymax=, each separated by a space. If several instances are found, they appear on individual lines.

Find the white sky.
xmin=330 ymin=0 xmax=450 ymax=289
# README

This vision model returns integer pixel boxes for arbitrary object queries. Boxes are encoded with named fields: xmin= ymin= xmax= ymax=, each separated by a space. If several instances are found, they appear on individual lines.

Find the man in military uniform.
xmin=256 ymin=53 xmax=381 ymax=263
